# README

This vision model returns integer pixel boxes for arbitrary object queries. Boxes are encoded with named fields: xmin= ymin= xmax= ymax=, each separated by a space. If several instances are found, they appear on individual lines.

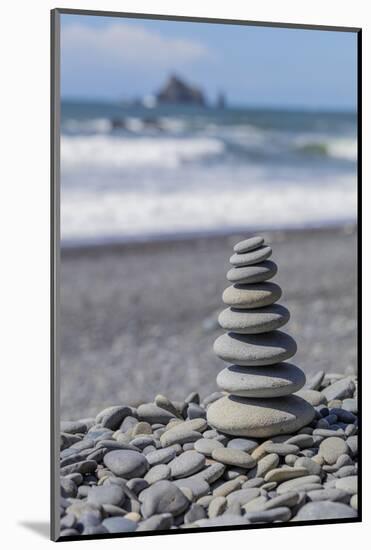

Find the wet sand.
xmin=60 ymin=225 xmax=357 ymax=419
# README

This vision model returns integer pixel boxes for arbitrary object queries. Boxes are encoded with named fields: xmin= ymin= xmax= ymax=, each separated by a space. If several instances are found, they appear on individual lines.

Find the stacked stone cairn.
xmin=207 ymin=236 xmax=316 ymax=438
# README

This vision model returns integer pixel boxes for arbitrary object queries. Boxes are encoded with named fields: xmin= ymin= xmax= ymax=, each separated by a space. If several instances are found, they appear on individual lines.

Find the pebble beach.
xmin=59 ymin=371 xmax=358 ymax=537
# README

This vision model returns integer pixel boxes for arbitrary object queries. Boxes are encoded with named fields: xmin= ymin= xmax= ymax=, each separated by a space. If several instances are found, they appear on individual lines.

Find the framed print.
xmin=51 ymin=8 xmax=361 ymax=541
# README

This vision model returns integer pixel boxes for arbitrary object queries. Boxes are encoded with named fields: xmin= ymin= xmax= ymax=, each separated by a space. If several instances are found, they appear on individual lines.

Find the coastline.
xmin=60 ymin=224 xmax=357 ymax=419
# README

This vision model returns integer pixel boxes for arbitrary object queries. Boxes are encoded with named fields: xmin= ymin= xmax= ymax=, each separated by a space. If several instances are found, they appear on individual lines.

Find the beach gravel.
xmin=59 ymin=372 xmax=358 ymax=537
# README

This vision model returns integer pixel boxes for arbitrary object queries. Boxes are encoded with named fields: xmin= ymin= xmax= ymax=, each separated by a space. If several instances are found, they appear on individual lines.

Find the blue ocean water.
xmin=61 ymin=101 xmax=357 ymax=245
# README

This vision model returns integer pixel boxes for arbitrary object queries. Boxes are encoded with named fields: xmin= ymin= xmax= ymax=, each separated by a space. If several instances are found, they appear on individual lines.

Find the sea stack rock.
xmin=207 ymin=236 xmax=315 ymax=438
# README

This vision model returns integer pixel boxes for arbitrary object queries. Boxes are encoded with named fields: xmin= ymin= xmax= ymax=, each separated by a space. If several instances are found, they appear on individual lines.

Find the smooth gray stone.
xmin=263 ymin=443 xmax=300 ymax=456
xmin=319 ymin=437 xmax=349 ymax=465
xmin=194 ymin=438 xmax=224 ymax=456
xmin=230 ymin=246 xmax=272 ymax=266
xmin=313 ymin=428 xmax=345 ymax=438
xmin=103 ymin=450 xmax=148 ymax=479
xmin=60 ymin=513 xmax=76 ymax=530
xmin=207 ymin=394 xmax=315 ymax=438
xmin=61 ymin=420 xmax=89 ymax=435
xmin=184 ymin=504 xmax=207 ymax=523
xmin=137 ymin=403 xmax=175 ymax=424
xmin=342 ymin=398 xmax=358 ymax=414
xmin=214 ymin=330 xmax=297 ymax=366
xmin=161 ymin=429 xmax=202 ymax=448
xmin=347 ymin=436 xmax=358 ymax=456
xmin=60 ymin=433 xmax=82 ymax=451
xmin=87 ymin=485 xmax=125 ymax=507
xmin=173 ymin=477 xmax=210 ymax=499
xmin=276 ymin=475 xmax=321 ymax=494
xmin=256 ymin=453 xmax=280 ymax=477
xmin=187 ymin=403 xmax=207 ymax=419
xmin=293 ymin=501 xmax=357 ymax=520
xmin=245 ymin=506 xmax=291 ymax=523
xmin=211 ymin=448 xmax=256 ymax=469
xmin=295 ymin=389 xmax=325 ymax=406
xmin=96 ymin=406 xmax=132 ymax=430
xmin=144 ymin=464 xmax=171 ymax=485
xmin=195 ymin=462 xmax=225 ymax=484
xmin=321 ymin=378 xmax=355 ymax=401
xmin=263 ymin=492 xmax=300 ymax=509
xmin=146 ymin=447 xmax=177 ymax=466
xmin=140 ymin=480 xmax=190 ymax=518
xmin=335 ymin=465 xmax=357 ymax=478
xmin=126 ymin=478 xmax=149 ymax=496
xmin=285 ymin=434 xmax=314 ymax=449
xmin=227 ymin=260 xmax=277 ymax=285
xmin=137 ymin=513 xmax=173 ymax=531
xmin=96 ymin=440 xmax=138 ymax=452
xmin=217 ymin=363 xmax=305 ymax=398
xmin=60 ymin=478 xmax=77 ymax=499
xmin=306 ymin=370 xmax=325 ymax=391
xmin=295 ymin=457 xmax=322 ymax=476
xmin=226 ymin=488 xmax=260 ymax=506
xmin=120 ymin=416 xmax=139 ymax=432
xmin=222 ymin=283 xmax=281 ymax=310
xmin=218 ymin=304 xmax=289 ymax=335
xmin=101 ymin=517 xmax=137 ymax=533
xmin=335 ymin=476 xmax=358 ymax=495
xmin=60 ymin=460 xmax=97 ymax=477
xmin=233 ymin=236 xmax=264 ymax=254
xmin=227 ymin=438 xmax=259 ymax=453
xmin=130 ymin=436 xmax=155 ymax=450
xmin=169 ymin=451 xmax=205 ymax=479
xmin=307 ymin=488 xmax=349 ymax=502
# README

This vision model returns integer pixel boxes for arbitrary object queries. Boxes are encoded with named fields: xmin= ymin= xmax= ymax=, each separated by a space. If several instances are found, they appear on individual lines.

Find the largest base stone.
xmin=207 ymin=394 xmax=316 ymax=438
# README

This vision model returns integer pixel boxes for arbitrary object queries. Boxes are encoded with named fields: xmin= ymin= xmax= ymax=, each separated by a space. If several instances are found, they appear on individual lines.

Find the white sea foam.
xmin=61 ymin=175 xmax=357 ymax=243
xmin=61 ymin=135 xmax=225 ymax=169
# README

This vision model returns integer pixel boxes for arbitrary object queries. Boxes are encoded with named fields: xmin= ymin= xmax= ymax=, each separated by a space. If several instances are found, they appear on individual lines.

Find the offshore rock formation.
xmin=207 ymin=236 xmax=315 ymax=437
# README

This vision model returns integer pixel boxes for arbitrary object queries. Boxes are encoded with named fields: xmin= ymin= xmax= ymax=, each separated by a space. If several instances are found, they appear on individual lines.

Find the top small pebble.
xmin=233 ymin=236 xmax=264 ymax=254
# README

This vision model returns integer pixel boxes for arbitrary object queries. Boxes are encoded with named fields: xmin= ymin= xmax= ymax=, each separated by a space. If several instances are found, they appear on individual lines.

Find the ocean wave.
xmin=61 ymin=135 xmax=225 ymax=169
xmin=61 ymin=175 xmax=356 ymax=243
xmin=294 ymin=136 xmax=357 ymax=161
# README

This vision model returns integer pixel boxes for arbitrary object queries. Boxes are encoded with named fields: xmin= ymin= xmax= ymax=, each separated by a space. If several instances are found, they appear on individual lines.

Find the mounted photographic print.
xmin=51 ymin=8 xmax=361 ymax=541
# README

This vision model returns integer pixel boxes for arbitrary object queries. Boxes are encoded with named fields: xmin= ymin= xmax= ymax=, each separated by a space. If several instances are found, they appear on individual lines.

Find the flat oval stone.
xmin=140 ymin=480 xmax=190 ymax=518
xmin=137 ymin=403 xmax=175 ymax=424
xmin=207 ymin=394 xmax=315 ymax=438
xmin=211 ymin=448 xmax=256 ymax=469
xmin=103 ymin=450 xmax=148 ymax=479
xmin=87 ymin=485 xmax=125 ymax=507
xmin=233 ymin=236 xmax=264 ymax=253
xmin=218 ymin=304 xmax=289 ymax=334
xmin=230 ymin=246 xmax=272 ymax=266
xmin=222 ymin=283 xmax=281 ymax=309
xmin=319 ymin=437 xmax=349 ymax=465
xmin=264 ymin=467 xmax=308 ymax=483
xmin=214 ymin=331 xmax=297 ymax=366
xmin=101 ymin=517 xmax=137 ymax=533
xmin=194 ymin=438 xmax=224 ymax=456
xmin=216 ymin=363 xmax=305 ymax=398
xmin=227 ymin=261 xmax=278 ymax=285
xmin=146 ymin=447 xmax=177 ymax=466
xmin=293 ymin=501 xmax=357 ymax=520
xmin=227 ymin=438 xmax=259 ymax=453
xmin=169 ymin=450 xmax=205 ymax=479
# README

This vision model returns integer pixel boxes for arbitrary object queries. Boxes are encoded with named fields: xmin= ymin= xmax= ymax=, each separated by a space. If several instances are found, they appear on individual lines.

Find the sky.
xmin=60 ymin=14 xmax=357 ymax=110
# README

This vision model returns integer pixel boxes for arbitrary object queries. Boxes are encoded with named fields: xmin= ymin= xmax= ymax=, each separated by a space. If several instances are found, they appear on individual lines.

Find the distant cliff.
xmin=156 ymin=74 xmax=206 ymax=106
